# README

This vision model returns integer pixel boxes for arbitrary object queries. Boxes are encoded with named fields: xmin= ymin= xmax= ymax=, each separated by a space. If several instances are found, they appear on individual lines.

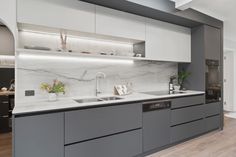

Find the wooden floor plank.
xmin=0 ymin=132 xmax=12 ymax=157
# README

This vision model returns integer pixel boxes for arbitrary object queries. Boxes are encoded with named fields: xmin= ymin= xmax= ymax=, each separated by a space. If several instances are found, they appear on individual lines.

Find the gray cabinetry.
xmin=14 ymin=113 xmax=64 ymax=157
xmin=204 ymin=25 xmax=221 ymax=60
xmin=171 ymin=95 xmax=204 ymax=109
xmin=170 ymin=95 xmax=206 ymax=143
xmin=65 ymin=103 xmax=142 ymax=144
xmin=205 ymin=102 xmax=220 ymax=117
xmin=171 ymin=119 xmax=205 ymax=143
xmin=205 ymin=102 xmax=221 ymax=132
xmin=171 ymin=104 xmax=204 ymax=126
xmin=143 ymin=107 xmax=170 ymax=152
xmin=65 ymin=129 xmax=142 ymax=157
xmin=206 ymin=115 xmax=220 ymax=132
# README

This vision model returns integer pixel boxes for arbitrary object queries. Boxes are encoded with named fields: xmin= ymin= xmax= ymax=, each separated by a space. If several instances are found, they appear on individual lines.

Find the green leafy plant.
xmin=40 ymin=79 xmax=65 ymax=94
xmin=178 ymin=70 xmax=191 ymax=90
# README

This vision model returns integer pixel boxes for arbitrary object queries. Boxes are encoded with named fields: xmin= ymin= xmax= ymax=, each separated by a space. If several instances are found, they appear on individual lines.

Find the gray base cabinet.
xmin=143 ymin=109 xmax=170 ymax=152
xmin=13 ymin=95 xmax=222 ymax=157
xmin=65 ymin=129 xmax=142 ymax=157
xmin=14 ymin=113 xmax=64 ymax=157
xmin=170 ymin=95 xmax=220 ymax=144
xmin=65 ymin=103 xmax=142 ymax=144
xmin=171 ymin=119 xmax=205 ymax=143
xmin=205 ymin=102 xmax=220 ymax=117
xmin=171 ymin=104 xmax=205 ymax=126
xmin=206 ymin=115 xmax=220 ymax=132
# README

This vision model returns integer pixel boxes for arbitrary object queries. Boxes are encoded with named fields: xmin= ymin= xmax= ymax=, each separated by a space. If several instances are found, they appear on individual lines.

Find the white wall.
xmin=0 ymin=26 xmax=14 ymax=55
xmin=225 ymin=38 xmax=236 ymax=51
xmin=0 ymin=0 xmax=16 ymax=37
xmin=223 ymin=51 xmax=235 ymax=111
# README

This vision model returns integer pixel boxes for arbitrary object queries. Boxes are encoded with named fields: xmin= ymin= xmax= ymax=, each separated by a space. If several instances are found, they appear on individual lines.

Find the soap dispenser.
xmin=169 ymin=76 xmax=176 ymax=94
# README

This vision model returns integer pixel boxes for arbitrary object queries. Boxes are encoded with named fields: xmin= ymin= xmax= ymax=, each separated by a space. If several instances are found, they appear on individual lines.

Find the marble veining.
xmin=16 ymin=56 xmax=177 ymax=104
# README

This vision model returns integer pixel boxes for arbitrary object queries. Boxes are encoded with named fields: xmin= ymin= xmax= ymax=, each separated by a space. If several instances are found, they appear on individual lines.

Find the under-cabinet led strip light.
xmin=18 ymin=53 xmax=134 ymax=64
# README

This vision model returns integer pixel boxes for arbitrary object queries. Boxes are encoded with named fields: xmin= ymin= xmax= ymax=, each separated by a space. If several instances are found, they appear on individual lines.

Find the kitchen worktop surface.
xmin=13 ymin=90 xmax=204 ymax=115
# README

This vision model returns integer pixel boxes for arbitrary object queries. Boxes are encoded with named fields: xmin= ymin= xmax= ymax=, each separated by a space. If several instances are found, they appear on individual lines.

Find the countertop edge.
xmin=13 ymin=91 xmax=205 ymax=116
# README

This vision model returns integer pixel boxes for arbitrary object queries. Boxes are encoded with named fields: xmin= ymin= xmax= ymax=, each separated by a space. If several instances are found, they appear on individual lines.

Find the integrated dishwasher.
xmin=143 ymin=100 xmax=171 ymax=152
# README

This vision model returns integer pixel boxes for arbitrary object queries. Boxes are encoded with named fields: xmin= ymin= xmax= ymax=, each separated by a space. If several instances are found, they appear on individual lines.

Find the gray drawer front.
xmin=206 ymin=115 xmax=220 ymax=131
xmin=65 ymin=129 xmax=142 ymax=157
xmin=171 ymin=119 xmax=205 ymax=143
xmin=171 ymin=105 xmax=205 ymax=126
xmin=65 ymin=103 xmax=142 ymax=144
xmin=171 ymin=95 xmax=204 ymax=109
xmin=205 ymin=102 xmax=221 ymax=117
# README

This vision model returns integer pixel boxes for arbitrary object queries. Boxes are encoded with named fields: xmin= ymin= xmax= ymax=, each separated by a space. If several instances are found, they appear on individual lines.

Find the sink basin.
xmin=100 ymin=96 xmax=123 ymax=101
xmin=74 ymin=98 xmax=103 ymax=103
xmin=74 ymin=96 xmax=123 ymax=103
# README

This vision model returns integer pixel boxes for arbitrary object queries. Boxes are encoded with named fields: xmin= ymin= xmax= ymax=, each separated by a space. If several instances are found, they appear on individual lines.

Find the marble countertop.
xmin=0 ymin=91 xmax=15 ymax=96
xmin=13 ymin=90 xmax=205 ymax=115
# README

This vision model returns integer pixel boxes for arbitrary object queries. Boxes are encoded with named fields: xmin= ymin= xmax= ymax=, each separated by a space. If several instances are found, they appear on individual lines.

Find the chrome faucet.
xmin=95 ymin=72 xmax=106 ymax=96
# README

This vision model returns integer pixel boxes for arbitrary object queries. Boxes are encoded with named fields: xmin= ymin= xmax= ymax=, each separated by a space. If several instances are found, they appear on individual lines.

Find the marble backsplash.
xmin=16 ymin=56 xmax=177 ymax=104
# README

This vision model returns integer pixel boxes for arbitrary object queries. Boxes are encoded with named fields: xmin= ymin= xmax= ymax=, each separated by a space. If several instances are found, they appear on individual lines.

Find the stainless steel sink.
xmin=100 ymin=96 xmax=123 ymax=101
xmin=74 ymin=98 xmax=103 ymax=103
xmin=74 ymin=96 xmax=123 ymax=103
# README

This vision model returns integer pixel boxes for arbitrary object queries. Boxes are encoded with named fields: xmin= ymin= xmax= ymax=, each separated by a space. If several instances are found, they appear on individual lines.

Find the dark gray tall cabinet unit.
xmin=204 ymin=25 xmax=221 ymax=60
xmin=179 ymin=24 xmax=223 ymax=130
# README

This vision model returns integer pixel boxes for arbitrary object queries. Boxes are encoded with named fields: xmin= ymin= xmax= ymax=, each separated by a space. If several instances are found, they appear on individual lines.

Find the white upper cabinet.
xmin=95 ymin=6 xmax=146 ymax=41
xmin=17 ymin=0 xmax=96 ymax=33
xmin=146 ymin=18 xmax=191 ymax=62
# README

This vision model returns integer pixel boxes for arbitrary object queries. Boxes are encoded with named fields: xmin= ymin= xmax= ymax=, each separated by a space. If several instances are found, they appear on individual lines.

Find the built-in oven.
xmin=205 ymin=59 xmax=221 ymax=103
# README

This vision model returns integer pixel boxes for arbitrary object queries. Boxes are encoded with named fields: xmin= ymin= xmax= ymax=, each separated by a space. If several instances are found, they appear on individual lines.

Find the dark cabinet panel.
xmin=205 ymin=115 xmax=220 ymax=132
xmin=14 ymin=113 xmax=64 ymax=157
xmin=0 ymin=116 xmax=10 ymax=133
xmin=171 ymin=104 xmax=205 ymax=126
xmin=65 ymin=129 xmax=142 ymax=157
xmin=171 ymin=119 xmax=205 ymax=143
xmin=171 ymin=95 xmax=204 ymax=109
xmin=143 ymin=109 xmax=170 ymax=152
xmin=204 ymin=25 xmax=221 ymax=60
xmin=65 ymin=103 xmax=142 ymax=144
xmin=0 ymin=96 xmax=10 ymax=132
xmin=205 ymin=102 xmax=220 ymax=117
xmin=0 ymin=102 xmax=9 ymax=116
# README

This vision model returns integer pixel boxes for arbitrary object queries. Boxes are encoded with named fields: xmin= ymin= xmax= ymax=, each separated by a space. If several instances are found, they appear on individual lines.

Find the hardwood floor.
xmin=148 ymin=117 xmax=236 ymax=157
xmin=0 ymin=132 xmax=12 ymax=157
xmin=0 ymin=117 xmax=236 ymax=157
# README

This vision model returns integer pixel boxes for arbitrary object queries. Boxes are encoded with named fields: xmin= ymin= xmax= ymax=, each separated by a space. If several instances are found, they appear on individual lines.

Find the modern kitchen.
xmin=1 ymin=0 xmax=235 ymax=157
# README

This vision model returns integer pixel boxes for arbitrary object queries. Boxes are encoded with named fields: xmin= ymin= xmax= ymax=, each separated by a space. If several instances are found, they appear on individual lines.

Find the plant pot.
xmin=48 ymin=93 xmax=57 ymax=102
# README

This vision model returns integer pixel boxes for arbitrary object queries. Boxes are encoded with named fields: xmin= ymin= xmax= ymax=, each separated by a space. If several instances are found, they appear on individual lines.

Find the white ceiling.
xmin=173 ymin=0 xmax=236 ymax=50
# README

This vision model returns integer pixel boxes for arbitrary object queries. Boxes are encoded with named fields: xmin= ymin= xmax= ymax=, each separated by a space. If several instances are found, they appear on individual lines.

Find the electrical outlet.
xmin=25 ymin=90 xmax=35 ymax=96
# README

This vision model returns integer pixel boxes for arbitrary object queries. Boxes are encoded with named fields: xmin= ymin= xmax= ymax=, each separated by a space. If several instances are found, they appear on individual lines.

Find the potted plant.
xmin=178 ymin=70 xmax=191 ymax=90
xmin=40 ymin=79 xmax=65 ymax=101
